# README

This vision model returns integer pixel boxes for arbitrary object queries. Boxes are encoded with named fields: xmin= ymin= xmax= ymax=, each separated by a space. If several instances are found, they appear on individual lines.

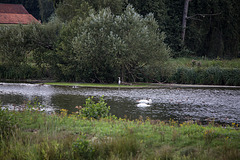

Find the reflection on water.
xmin=0 ymin=82 xmax=240 ymax=124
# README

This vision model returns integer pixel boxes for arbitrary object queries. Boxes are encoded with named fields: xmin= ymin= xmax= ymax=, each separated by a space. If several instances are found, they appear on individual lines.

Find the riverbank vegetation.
xmin=169 ymin=58 xmax=240 ymax=86
xmin=1 ymin=0 xmax=240 ymax=85
xmin=1 ymin=98 xmax=239 ymax=160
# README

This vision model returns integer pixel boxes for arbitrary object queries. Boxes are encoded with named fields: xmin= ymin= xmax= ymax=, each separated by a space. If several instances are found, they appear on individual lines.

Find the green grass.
xmin=44 ymin=82 xmax=158 ymax=88
xmin=1 ymin=103 xmax=240 ymax=160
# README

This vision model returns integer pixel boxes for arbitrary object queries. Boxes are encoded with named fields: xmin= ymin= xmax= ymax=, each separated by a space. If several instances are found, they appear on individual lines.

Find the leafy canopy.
xmin=57 ymin=5 xmax=170 ymax=82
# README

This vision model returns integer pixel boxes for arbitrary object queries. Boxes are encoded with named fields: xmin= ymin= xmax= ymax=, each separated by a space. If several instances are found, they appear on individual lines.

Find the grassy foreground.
xmin=1 ymin=101 xmax=240 ymax=160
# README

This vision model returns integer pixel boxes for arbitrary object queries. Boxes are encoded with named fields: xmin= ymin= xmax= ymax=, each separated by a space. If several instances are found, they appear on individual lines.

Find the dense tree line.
xmin=1 ymin=0 xmax=239 ymax=58
xmin=128 ymin=0 xmax=240 ymax=58
xmin=0 ymin=0 xmax=240 ymax=83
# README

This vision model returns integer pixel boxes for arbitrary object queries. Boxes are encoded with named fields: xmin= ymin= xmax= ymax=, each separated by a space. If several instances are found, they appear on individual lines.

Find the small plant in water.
xmin=25 ymin=97 xmax=45 ymax=111
xmin=80 ymin=96 xmax=110 ymax=119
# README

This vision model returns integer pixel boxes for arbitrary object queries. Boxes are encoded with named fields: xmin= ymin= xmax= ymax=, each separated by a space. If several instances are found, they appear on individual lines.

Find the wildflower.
xmin=75 ymin=106 xmax=82 ymax=110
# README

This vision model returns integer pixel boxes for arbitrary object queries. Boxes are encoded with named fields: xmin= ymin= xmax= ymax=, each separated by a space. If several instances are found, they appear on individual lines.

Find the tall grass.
xmin=170 ymin=67 xmax=240 ymax=86
xmin=167 ymin=57 xmax=240 ymax=86
xmin=0 ymin=64 xmax=43 ymax=79
xmin=169 ymin=57 xmax=240 ymax=69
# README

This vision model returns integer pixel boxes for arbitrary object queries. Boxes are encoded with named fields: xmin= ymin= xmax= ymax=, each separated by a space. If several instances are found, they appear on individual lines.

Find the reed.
xmin=170 ymin=66 xmax=240 ymax=86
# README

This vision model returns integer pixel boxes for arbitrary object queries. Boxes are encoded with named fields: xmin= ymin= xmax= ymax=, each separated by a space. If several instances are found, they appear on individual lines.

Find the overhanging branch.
xmin=187 ymin=12 xmax=221 ymax=20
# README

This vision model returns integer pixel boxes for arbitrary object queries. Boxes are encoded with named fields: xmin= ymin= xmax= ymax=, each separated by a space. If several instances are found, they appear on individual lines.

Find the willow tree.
xmin=57 ymin=5 xmax=170 ymax=82
xmin=55 ymin=0 xmax=125 ymax=22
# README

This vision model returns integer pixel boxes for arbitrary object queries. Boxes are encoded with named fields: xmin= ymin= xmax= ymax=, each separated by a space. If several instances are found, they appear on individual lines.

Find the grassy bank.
xmin=44 ymin=82 xmax=156 ymax=88
xmin=1 ymin=99 xmax=239 ymax=160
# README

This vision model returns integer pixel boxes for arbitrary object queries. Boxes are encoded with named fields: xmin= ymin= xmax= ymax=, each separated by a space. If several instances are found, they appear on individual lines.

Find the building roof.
xmin=0 ymin=3 xmax=40 ymax=24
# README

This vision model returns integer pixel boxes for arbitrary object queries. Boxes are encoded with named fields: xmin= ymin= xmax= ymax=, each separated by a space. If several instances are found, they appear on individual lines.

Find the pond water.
xmin=0 ymin=82 xmax=240 ymax=124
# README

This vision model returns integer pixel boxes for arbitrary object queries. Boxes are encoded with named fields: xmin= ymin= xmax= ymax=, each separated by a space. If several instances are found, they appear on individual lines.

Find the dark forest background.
xmin=1 ymin=0 xmax=239 ymax=58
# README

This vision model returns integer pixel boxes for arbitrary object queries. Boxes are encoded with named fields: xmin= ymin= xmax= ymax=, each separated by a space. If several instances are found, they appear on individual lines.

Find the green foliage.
xmin=72 ymin=137 xmax=95 ymax=159
xmin=0 ymin=64 xmax=41 ymax=79
xmin=0 ymin=25 xmax=28 ymax=66
xmin=57 ymin=5 xmax=170 ymax=82
xmin=0 ymin=18 xmax=62 ymax=79
xmin=85 ymin=0 xmax=125 ymax=15
xmin=55 ymin=0 xmax=125 ymax=22
xmin=80 ymin=96 xmax=110 ymax=119
xmin=38 ymin=0 xmax=55 ymax=22
xmin=55 ymin=0 xmax=92 ymax=22
xmin=0 ymin=107 xmax=17 ymax=140
xmin=129 ymin=0 xmax=183 ymax=56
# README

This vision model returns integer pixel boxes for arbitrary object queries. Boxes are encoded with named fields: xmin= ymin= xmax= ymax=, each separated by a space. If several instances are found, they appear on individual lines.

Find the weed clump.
xmin=79 ymin=96 xmax=110 ymax=119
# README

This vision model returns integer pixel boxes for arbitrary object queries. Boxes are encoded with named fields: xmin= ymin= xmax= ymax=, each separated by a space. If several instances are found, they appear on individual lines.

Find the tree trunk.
xmin=181 ymin=0 xmax=190 ymax=45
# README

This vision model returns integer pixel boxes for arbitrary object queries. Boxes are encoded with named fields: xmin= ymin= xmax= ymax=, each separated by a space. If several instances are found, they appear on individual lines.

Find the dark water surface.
xmin=0 ymin=82 xmax=240 ymax=124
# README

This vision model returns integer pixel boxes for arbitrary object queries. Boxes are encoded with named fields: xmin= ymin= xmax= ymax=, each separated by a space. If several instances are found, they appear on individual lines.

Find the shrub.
xmin=80 ymin=96 xmax=110 ymax=119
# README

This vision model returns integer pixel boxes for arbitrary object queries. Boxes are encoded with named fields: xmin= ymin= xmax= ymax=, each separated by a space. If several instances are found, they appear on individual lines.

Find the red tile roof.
xmin=0 ymin=13 xmax=40 ymax=24
xmin=0 ymin=3 xmax=40 ymax=24
xmin=0 ymin=4 xmax=29 ymax=14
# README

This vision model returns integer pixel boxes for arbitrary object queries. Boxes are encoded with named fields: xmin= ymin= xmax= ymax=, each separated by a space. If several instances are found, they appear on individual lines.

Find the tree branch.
xmin=187 ymin=12 xmax=221 ymax=20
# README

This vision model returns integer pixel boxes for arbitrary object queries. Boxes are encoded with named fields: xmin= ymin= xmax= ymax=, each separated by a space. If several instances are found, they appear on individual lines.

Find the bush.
xmin=80 ymin=96 xmax=110 ymax=119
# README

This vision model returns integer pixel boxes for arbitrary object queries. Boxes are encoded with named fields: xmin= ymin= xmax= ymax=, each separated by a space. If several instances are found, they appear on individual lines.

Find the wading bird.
xmin=118 ymin=77 xmax=121 ymax=85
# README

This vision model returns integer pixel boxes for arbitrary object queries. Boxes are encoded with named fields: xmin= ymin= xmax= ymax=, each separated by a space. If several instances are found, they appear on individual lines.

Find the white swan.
xmin=137 ymin=98 xmax=152 ymax=104
xmin=137 ymin=103 xmax=151 ymax=107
